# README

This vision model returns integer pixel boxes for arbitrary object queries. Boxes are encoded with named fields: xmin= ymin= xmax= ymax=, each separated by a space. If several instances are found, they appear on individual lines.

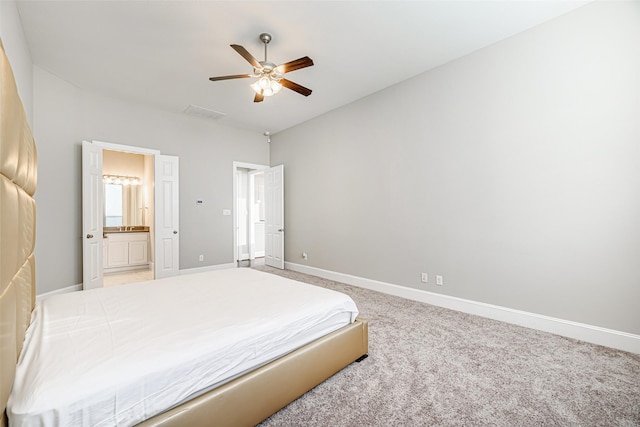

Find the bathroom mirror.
xmin=104 ymin=183 xmax=144 ymax=226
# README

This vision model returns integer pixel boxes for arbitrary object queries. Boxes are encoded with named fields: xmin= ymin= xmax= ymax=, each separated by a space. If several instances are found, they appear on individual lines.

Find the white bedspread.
xmin=8 ymin=268 xmax=359 ymax=427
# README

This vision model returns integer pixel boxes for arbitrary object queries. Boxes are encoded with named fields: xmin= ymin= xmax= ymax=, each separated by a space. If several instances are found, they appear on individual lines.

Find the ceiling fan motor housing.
xmin=259 ymin=33 xmax=272 ymax=44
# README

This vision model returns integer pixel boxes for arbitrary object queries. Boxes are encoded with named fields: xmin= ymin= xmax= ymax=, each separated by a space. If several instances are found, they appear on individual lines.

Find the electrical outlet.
xmin=436 ymin=275 xmax=444 ymax=286
xmin=198 ymin=255 xmax=204 ymax=262
xmin=421 ymin=273 xmax=428 ymax=283
xmin=302 ymin=252 xmax=308 ymax=260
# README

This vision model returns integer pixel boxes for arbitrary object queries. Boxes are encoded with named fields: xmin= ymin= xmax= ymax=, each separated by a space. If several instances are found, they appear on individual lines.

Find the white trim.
xmin=36 ymin=284 xmax=83 ymax=301
xmin=179 ymin=263 xmax=237 ymax=275
xmin=91 ymin=140 xmax=161 ymax=155
xmin=233 ymin=161 xmax=269 ymax=170
xmin=285 ymin=262 xmax=640 ymax=355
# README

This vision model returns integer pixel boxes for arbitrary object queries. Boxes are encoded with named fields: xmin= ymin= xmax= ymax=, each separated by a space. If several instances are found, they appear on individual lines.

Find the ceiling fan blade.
xmin=231 ymin=44 xmax=262 ymax=69
xmin=254 ymin=92 xmax=264 ymax=103
xmin=280 ymin=78 xmax=312 ymax=97
xmin=276 ymin=56 xmax=314 ymax=74
xmin=209 ymin=74 xmax=252 ymax=81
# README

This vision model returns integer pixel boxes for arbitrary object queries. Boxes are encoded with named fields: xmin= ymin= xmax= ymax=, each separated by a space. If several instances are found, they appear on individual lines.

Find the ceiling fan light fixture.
xmin=250 ymin=80 xmax=262 ymax=94
xmin=251 ymin=77 xmax=282 ymax=97
xmin=270 ymin=80 xmax=283 ymax=94
xmin=258 ymin=77 xmax=270 ymax=89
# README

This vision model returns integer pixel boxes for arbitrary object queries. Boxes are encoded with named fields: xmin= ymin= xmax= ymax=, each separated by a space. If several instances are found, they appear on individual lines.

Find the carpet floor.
xmin=255 ymin=266 xmax=640 ymax=426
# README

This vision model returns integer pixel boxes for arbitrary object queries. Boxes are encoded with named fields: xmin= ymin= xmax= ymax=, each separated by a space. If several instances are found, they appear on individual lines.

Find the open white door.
xmin=265 ymin=164 xmax=284 ymax=269
xmin=155 ymin=155 xmax=179 ymax=278
xmin=82 ymin=141 xmax=103 ymax=289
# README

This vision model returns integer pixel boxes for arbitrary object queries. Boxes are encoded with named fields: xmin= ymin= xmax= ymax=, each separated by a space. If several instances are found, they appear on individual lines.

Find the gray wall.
xmin=0 ymin=0 xmax=33 ymax=124
xmin=33 ymin=67 xmax=269 ymax=294
xmin=270 ymin=2 xmax=640 ymax=335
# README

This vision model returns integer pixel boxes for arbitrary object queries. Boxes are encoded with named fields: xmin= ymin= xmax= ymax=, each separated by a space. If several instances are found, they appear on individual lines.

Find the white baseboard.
xmin=36 ymin=284 xmax=83 ymax=302
xmin=179 ymin=263 xmax=236 ymax=275
xmin=285 ymin=262 xmax=640 ymax=355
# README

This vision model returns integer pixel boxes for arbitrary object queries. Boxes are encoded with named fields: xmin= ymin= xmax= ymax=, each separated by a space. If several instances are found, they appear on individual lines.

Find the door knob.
xmin=278 ymin=229 xmax=284 ymax=232
xmin=173 ymin=230 xmax=178 ymax=234
xmin=86 ymin=234 xmax=94 ymax=239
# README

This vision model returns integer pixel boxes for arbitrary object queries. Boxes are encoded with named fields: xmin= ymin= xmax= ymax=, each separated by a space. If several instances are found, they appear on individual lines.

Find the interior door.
xmin=82 ymin=141 xmax=103 ymax=289
xmin=265 ymin=164 xmax=284 ymax=269
xmin=155 ymin=155 xmax=179 ymax=278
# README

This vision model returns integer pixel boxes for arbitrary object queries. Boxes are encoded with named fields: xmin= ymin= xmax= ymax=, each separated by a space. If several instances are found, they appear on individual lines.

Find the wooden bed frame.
xmin=0 ymin=40 xmax=368 ymax=427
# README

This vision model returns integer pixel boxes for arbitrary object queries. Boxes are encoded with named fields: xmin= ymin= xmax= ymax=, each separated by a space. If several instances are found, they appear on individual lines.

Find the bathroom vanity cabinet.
xmin=103 ymin=232 xmax=149 ymax=271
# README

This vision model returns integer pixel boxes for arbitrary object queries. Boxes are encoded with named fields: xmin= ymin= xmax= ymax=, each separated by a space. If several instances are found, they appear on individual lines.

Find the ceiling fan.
xmin=209 ymin=33 xmax=314 ymax=103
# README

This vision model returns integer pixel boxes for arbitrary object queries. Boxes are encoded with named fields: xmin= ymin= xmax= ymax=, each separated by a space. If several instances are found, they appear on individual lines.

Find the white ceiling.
xmin=16 ymin=0 xmax=589 ymax=135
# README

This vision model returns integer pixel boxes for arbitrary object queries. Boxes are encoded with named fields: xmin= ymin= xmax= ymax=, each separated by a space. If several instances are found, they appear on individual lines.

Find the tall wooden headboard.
xmin=0 ymin=39 xmax=38 ymax=427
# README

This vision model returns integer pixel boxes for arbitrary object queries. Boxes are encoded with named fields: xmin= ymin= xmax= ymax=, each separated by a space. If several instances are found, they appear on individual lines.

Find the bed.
xmin=0 ymin=40 xmax=368 ymax=427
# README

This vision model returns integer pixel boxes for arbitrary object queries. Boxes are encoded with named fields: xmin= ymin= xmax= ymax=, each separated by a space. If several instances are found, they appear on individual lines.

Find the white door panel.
xmin=265 ymin=165 xmax=284 ymax=269
xmin=155 ymin=155 xmax=179 ymax=278
xmin=82 ymin=141 xmax=103 ymax=289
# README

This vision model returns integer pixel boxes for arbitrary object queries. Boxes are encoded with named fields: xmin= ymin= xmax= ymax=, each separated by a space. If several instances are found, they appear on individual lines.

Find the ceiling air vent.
xmin=183 ymin=104 xmax=226 ymax=121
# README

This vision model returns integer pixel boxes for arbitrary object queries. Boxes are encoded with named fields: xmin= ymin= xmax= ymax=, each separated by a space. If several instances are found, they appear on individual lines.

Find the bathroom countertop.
xmin=103 ymin=226 xmax=149 ymax=234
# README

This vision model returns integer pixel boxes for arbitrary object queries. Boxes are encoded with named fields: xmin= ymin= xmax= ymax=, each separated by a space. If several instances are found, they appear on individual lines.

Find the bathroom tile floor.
xmin=103 ymin=269 xmax=154 ymax=287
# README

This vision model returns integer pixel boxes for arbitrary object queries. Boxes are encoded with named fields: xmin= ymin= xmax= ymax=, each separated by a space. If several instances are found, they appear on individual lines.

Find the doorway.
xmin=233 ymin=162 xmax=268 ymax=266
xmin=82 ymin=140 xmax=180 ymax=289
xmin=102 ymin=149 xmax=155 ymax=284
xmin=232 ymin=162 xmax=285 ymax=269
xmin=235 ymin=169 xmax=266 ymax=264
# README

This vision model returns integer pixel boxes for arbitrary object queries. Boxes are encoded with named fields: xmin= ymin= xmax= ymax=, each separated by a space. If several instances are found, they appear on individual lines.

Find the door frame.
xmin=232 ymin=161 xmax=268 ymax=265
xmin=82 ymin=140 xmax=162 ymax=288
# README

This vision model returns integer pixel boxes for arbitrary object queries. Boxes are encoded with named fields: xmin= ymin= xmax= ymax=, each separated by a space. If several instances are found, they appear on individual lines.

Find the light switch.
xmin=222 ymin=209 xmax=231 ymax=216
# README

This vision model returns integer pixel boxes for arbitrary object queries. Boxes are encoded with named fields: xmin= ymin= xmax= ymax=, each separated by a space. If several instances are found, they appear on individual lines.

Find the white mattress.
xmin=8 ymin=268 xmax=359 ymax=427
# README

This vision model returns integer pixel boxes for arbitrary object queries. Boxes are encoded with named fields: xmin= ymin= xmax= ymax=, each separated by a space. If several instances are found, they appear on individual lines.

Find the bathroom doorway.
xmin=102 ymin=149 xmax=155 ymax=284
xmin=82 ymin=140 xmax=180 ymax=289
